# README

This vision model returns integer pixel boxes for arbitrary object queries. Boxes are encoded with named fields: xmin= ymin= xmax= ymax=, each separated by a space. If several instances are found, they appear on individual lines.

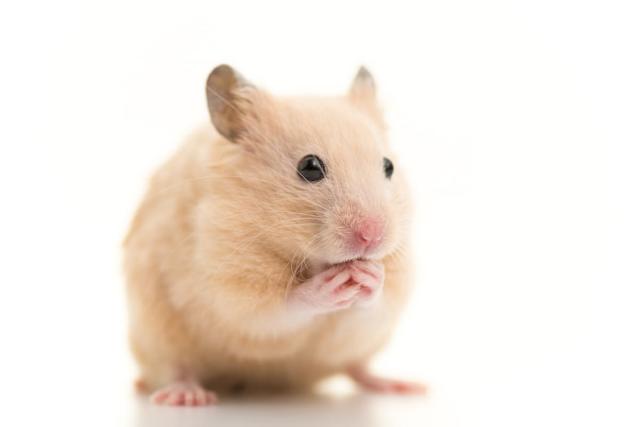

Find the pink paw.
xmin=348 ymin=366 xmax=427 ymax=395
xmin=289 ymin=264 xmax=360 ymax=315
xmin=349 ymin=259 xmax=384 ymax=308
xmin=288 ymin=260 xmax=385 ymax=315
xmin=150 ymin=381 xmax=217 ymax=406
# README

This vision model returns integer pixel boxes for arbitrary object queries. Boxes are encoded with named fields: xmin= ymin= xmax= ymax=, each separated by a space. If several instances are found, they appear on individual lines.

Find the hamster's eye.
xmin=383 ymin=157 xmax=394 ymax=179
xmin=297 ymin=154 xmax=326 ymax=182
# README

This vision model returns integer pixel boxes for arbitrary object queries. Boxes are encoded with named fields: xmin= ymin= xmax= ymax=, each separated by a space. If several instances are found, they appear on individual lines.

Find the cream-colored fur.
xmin=123 ymin=68 xmax=413 ymax=393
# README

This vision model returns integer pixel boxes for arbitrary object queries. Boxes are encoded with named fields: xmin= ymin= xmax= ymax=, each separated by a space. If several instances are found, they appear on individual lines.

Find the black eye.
xmin=297 ymin=154 xmax=326 ymax=182
xmin=383 ymin=157 xmax=394 ymax=179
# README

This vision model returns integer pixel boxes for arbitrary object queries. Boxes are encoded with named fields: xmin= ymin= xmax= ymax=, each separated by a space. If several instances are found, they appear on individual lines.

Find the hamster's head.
xmin=206 ymin=65 xmax=411 ymax=267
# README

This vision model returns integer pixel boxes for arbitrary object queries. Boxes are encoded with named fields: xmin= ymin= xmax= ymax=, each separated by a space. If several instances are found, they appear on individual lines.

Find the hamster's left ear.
xmin=348 ymin=66 xmax=384 ymax=126
xmin=206 ymin=64 xmax=257 ymax=142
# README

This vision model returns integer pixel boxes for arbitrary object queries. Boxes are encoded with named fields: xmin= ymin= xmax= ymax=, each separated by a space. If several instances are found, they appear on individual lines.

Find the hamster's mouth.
xmin=307 ymin=251 xmax=387 ymax=276
xmin=334 ymin=256 xmax=366 ymax=265
xmin=332 ymin=253 xmax=381 ymax=266
xmin=318 ymin=246 xmax=386 ymax=269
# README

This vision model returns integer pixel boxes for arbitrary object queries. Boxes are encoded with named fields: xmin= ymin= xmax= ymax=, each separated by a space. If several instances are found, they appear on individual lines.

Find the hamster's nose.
xmin=352 ymin=217 xmax=384 ymax=252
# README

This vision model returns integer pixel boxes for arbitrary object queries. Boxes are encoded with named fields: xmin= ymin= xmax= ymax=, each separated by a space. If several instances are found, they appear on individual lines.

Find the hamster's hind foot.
xmin=150 ymin=380 xmax=218 ymax=406
xmin=348 ymin=365 xmax=427 ymax=395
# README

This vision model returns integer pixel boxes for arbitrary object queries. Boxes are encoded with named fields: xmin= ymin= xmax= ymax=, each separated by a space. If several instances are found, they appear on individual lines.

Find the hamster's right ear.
xmin=205 ymin=64 xmax=256 ymax=142
xmin=348 ymin=66 xmax=385 ymax=128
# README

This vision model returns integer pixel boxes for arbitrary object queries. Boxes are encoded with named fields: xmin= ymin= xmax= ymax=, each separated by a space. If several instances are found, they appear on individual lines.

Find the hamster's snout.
xmin=350 ymin=216 xmax=385 ymax=254
xmin=325 ymin=202 xmax=393 ymax=264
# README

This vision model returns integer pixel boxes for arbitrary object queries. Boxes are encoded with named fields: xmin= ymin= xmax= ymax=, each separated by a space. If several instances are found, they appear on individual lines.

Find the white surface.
xmin=1 ymin=1 xmax=639 ymax=426
xmin=130 ymin=390 xmax=444 ymax=427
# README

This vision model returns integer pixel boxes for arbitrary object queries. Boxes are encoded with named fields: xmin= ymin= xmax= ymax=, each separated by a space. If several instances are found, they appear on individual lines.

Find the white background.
xmin=1 ymin=1 xmax=639 ymax=426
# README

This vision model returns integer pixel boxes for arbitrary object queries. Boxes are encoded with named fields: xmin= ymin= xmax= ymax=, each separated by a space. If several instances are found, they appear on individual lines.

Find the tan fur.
xmin=123 ymin=68 xmax=413 ymax=393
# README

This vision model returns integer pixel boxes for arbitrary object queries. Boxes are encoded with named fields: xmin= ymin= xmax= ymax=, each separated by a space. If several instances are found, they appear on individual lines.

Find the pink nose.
xmin=353 ymin=217 xmax=384 ymax=251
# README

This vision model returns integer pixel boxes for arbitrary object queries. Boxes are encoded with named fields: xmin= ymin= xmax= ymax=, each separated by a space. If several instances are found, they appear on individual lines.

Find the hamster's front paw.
xmin=288 ymin=264 xmax=362 ymax=315
xmin=348 ymin=259 xmax=385 ymax=308
xmin=288 ymin=260 xmax=385 ymax=316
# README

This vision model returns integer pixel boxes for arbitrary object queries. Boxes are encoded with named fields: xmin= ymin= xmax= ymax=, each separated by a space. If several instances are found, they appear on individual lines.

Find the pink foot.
xmin=348 ymin=366 xmax=427 ymax=395
xmin=150 ymin=381 xmax=218 ymax=406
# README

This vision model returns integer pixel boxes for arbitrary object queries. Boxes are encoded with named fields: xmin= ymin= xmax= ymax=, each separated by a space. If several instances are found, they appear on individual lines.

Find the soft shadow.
xmin=133 ymin=391 xmax=396 ymax=427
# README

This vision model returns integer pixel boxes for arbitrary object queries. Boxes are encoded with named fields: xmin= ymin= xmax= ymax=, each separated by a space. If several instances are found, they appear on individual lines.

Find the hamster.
xmin=123 ymin=64 xmax=425 ymax=406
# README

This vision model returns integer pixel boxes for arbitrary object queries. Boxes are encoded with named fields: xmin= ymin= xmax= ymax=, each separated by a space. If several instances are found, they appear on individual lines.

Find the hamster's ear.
xmin=206 ymin=64 xmax=256 ymax=142
xmin=349 ymin=66 xmax=376 ymax=103
xmin=348 ymin=66 xmax=384 ymax=126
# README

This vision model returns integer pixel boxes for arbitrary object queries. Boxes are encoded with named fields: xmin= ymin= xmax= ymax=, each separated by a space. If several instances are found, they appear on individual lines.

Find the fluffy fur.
xmin=123 ymin=66 xmax=414 ymax=395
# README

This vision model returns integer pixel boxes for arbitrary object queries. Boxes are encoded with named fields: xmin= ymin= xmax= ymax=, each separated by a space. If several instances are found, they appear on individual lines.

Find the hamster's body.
xmin=124 ymin=66 xmax=423 ymax=405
